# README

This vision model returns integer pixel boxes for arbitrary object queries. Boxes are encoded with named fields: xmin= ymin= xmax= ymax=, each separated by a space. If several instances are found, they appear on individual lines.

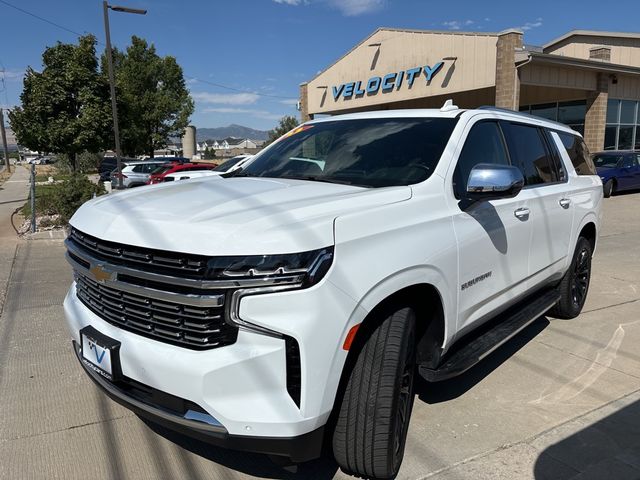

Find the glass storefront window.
xmin=558 ymin=101 xmax=586 ymax=125
xmin=606 ymin=99 xmax=620 ymax=124
xmin=604 ymin=126 xmax=618 ymax=150
xmin=531 ymin=103 xmax=557 ymax=121
xmin=636 ymin=126 xmax=640 ymax=149
xmin=618 ymin=126 xmax=634 ymax=150
xmin=620 ymin=100 xmax=637 ymax=124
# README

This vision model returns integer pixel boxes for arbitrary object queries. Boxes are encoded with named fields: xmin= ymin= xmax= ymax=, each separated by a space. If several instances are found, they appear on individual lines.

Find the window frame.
xmin=500 ymin=120 xmax=565 ymax=189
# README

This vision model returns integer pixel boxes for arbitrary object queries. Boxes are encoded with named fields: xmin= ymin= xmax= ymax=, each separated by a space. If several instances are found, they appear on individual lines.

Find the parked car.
xmin=211 ymin=155 xmax=254 ymax=174
xmin=161 ymin=170 xmax=223 ymax=182
xmin=64 ymin=104 xmax=602 ymax=479
xmin=99 ymin=157 xmax=138 ymax=182
xmin=146 ymin=163 xmax=219 ymax=184
xmin=592 ymin=150 xmax=640 ymax=197
xmin=110 ymin=160 xmax=170 ymax=188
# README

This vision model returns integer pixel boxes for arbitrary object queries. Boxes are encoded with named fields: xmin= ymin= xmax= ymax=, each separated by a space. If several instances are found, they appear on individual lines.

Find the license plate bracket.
xmin=80 ymin=326 xmax=122 ymax=382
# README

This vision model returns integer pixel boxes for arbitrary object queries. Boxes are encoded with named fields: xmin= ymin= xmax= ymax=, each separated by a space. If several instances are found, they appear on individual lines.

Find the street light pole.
xmin=0 ymin=108 xmax=11 ymax=174
xmin=102 ymin=1 xmax=146 ymax=190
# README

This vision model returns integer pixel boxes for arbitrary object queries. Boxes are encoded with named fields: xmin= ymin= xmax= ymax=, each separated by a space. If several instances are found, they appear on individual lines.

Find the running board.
xmin=419 ymin=289 xmax=560 ymax=382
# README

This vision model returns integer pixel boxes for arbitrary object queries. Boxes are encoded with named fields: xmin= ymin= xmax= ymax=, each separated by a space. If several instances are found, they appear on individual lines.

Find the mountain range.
xmin=195 ymin=124 xmax=269 ymax=141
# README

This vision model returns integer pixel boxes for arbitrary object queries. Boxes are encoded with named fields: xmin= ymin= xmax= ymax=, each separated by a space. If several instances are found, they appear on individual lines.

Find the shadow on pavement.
xmin=141 ymin=418 xmax=340 ymax=479
xmin=533 ymin=398 xmax=640 ymax=479
xmin=416 ymin=317 xmax=550 ymax=404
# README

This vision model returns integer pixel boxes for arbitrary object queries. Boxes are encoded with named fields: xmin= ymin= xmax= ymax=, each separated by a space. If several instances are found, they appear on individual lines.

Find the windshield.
xmin=213 ymin=157 xmax=243 ymax=172
xmin=150 ymin=164 xmax=173 ymax=175
xmin=593 ymin=154 xmax=623 ymax=168
xmin=242 ymin=118 xmax=458 ymax=187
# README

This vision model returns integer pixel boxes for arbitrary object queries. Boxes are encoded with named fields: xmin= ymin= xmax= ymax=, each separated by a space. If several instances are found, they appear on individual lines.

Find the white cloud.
xmin=279 ymin=99 xmax=299 ymax=106
xmin=442 ymin=21 xmax=461 ymax=30
xmin=442 ymin=19 xmax=476 ymax=30
xmin=191 ymin=92 xmax=259 ymax=105
xmin=272 ymin=0 xmax=383 ymax=16
xmin=202 ymin=107 xmax=284 ymax=120
xmin=328 ymin=0 xmax=384 ymax=16
xmin=518 ymin=18 xmax=543 ymax=31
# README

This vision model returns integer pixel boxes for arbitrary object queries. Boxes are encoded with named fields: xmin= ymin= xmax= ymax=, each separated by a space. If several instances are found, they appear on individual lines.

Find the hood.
xmin=596 ymin=166 xmax=616 ymax=176
xmin=70 ymin=177 xmax=411 ymax=255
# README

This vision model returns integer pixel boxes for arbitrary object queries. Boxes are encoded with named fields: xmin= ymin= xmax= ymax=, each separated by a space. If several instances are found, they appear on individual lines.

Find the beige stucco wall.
xmin=544 ymin=35 xmax=640 ymax=66
xmin=306 ymin=29 xmax=499 ymax=115
xmin=519 ymin=63 xmax=598 ymax=90
xmin=609 ymin=74 xmax=640 ymax=100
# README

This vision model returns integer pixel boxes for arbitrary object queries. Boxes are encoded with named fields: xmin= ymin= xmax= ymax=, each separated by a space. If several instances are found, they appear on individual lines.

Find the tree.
xmin=265 ymin=115 xmax=300 ymax=146
xmin=9 ymin=35 xmax=111 ymax=171
xmin=204 ymin=146 xmax=216 ymax=160
xmin=106 ymin=37 xmax=194 ymax=158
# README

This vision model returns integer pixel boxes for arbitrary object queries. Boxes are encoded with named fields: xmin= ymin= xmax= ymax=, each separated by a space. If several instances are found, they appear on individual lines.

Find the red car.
xmin=146 ymin=163 xmax=218 ymax=184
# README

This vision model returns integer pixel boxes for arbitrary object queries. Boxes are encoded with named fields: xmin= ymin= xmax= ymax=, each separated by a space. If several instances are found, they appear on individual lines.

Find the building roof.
xmin=543 ymin=30 xmax=640 ymax=50
xmin=517 ymin=50 xmax=640 ymax=76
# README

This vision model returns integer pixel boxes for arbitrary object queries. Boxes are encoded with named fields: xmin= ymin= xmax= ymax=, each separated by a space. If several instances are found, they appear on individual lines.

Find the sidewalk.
xmin=0 ymin=166 xmax=30 ymax=315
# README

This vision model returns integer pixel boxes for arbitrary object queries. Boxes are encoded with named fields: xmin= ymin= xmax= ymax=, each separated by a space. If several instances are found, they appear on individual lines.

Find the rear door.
xmin=501 ymin=122 xmax=574 ymax=285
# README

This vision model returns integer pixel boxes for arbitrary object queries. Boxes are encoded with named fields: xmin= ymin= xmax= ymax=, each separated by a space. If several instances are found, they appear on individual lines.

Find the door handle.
xmin=514 ymin=207 xmax=530 ymax=220
xmin=559 ymin=198 xmax=571 ymax=209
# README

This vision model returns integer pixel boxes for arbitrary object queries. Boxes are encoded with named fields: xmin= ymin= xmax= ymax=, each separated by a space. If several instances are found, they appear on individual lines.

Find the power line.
xmin=0 ymin=0 xmax=88 ymax=38
xmin=0 ymin=0 xmax=297 ymax=101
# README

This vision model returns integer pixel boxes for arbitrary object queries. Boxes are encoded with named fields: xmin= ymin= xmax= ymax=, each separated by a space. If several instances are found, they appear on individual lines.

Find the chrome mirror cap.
xmin=467 ymin=164 xmax=524 ymax=199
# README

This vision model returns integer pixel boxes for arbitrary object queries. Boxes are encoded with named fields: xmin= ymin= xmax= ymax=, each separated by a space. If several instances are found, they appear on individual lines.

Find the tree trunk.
xmin=148 ymin=141 xmax=154 ymax=158
xmin=68 ymin=152 xmax=77 ymax=172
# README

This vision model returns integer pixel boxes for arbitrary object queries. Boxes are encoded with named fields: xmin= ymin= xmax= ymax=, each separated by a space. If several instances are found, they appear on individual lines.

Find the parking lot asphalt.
xmin=0 ymin=188 xmax=639 ymax=479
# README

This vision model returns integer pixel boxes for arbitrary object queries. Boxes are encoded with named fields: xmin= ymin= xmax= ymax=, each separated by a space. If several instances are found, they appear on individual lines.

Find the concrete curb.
xmin=24 ymin=229 xmax=67 ymax=241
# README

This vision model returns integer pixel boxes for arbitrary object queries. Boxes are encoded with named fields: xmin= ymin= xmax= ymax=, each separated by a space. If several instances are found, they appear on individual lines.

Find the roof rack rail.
xmin=477 ymin=106 xmax=570 ymax=129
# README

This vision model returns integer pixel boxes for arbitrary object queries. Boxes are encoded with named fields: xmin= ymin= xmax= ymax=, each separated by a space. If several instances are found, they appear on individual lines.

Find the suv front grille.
xmin=75 ymin=272 xmax=237 ymax=350
xmin=69 ymin=228 xmax=207 ymax=279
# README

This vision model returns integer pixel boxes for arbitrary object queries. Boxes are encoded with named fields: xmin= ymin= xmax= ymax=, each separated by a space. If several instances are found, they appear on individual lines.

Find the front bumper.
xmin=72 ymin=340 xmax=325 ymax=461
xmin=64 ymin=276 xmax=360 ymax=442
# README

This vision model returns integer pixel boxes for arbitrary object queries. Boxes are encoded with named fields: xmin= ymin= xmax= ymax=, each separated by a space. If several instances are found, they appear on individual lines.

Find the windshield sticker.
xmin=280 ymin=125 xmax=314 ymax=141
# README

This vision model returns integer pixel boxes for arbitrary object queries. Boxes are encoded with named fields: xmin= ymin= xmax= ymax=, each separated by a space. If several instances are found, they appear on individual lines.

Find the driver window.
xmin=453 ymin=121 xmax=510 ymax=198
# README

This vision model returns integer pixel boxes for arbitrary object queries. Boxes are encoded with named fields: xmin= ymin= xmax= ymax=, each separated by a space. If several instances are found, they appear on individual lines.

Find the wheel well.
xmin=579 ymin=222 xmax=597 ymax=251
xmin=326 ymin=284 xmax=444 ymax=438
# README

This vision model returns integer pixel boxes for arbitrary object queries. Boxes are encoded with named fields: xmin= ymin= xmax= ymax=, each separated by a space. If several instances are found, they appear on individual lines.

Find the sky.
xmin=0 ymin=0 xmax=639 ymax=131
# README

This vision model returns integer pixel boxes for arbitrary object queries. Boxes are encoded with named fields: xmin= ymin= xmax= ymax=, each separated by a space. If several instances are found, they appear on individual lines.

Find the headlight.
xmin=205 ymin=247 xmax=334 ymax=288
xmin=218 ymin=247 xmax=335 ymax=338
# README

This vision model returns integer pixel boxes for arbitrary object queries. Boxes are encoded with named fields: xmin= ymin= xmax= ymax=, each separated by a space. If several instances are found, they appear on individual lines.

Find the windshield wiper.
xmin=279 ymin=175 xmax=359 ymax=186
xmin=221 ymin=167 xmax=253 ymax=178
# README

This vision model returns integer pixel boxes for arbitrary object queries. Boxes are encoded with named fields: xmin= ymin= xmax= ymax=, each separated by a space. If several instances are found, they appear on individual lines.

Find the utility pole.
xmin=0 ymin=108 xmax=11 ymax=173
xmin=102 ymin=1 xmax=146 ymax=189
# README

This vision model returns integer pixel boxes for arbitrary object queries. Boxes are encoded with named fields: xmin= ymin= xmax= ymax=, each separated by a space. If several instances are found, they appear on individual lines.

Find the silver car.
xmin=110 ymin=161 xmax=169 ymax=188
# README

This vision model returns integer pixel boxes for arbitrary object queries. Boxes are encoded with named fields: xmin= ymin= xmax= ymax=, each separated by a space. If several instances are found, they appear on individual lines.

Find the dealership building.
xmin=299 ymin=29 xmax=640 ymax=152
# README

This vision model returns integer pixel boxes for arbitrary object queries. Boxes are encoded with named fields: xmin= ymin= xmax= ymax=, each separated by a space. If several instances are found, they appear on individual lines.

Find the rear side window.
xmin=453 ymin=121 xmax=510 ymax=198
xmin=557 ymin=132 xmax=596 ymax=175
xmin=503 ymin=123 xmax=557 ymax=186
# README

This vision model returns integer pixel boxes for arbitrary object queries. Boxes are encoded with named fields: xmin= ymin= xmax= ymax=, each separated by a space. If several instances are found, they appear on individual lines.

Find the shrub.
xmin=51 ymin=174 xmax=105 ymax=222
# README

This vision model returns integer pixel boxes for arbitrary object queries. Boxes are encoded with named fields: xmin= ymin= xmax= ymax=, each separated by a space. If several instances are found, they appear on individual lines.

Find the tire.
xmin=549 ymin=237 xmax=593 ymax=319
xmin=603 ymin=179 xmax=614 ymax=198
xmin=332 ymin=307 xmax=416 ymax=479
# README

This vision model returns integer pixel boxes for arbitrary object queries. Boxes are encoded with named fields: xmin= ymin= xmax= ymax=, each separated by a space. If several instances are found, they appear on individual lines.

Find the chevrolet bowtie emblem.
xmin=90 ymin=264 xmax=115 ymax=283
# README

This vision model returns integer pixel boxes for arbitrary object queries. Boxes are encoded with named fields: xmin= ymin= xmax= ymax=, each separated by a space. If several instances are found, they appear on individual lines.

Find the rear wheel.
xmin=549 ymin=237 xmax=593 ymax=319
xmin=332 ymin=307 xmax=416 ymax=479
xmin=603 ymin=179 xmax=614 ymax=198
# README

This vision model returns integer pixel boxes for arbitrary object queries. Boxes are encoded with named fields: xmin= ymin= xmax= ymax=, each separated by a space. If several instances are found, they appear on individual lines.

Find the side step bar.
xmin=419 ymin=289 xmax=560 ymax=382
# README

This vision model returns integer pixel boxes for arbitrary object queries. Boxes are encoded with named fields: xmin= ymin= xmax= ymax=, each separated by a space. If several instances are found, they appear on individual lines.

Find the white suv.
xmin=63 ymin=104 xmax=602 ymax=479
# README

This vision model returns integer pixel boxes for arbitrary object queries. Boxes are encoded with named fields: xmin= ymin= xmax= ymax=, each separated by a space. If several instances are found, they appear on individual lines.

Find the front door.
xmin=449 ymin=119 xmax=532 ymax=333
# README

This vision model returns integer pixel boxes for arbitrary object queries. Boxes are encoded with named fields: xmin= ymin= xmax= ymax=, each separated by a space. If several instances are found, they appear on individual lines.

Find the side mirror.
xmin=466 ymin=164 xmax=525 ymax=201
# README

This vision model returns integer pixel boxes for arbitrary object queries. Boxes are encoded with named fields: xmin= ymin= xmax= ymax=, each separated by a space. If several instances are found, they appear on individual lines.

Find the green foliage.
xmin=105 ymin=36 xmax=194 ymax=157
xmin=8 ymin=35 xmax=112 ymax=171
xmin=265 ymin=115 xmax=300 ymax=146
xmin=23 ymin=174 xmax=104 ymax=223
xmin=203 ymin=147 xmax=216 ymax=159
xmin=55 ymin=152 xmax=103 ymax=174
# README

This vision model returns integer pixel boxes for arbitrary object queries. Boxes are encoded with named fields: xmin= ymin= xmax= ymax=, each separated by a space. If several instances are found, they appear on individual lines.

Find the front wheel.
xmin=603 ymin=179 xmax=614 ymax=198
xmin=549 ymin=237 xmax=593 ymax=319
xmin=332 ymin=307 xmax=416 ymax=479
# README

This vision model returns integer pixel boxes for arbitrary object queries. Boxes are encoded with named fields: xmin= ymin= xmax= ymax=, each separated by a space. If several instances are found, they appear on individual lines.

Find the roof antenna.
xmin=440 ymin=99 xmax=458 ymax=112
